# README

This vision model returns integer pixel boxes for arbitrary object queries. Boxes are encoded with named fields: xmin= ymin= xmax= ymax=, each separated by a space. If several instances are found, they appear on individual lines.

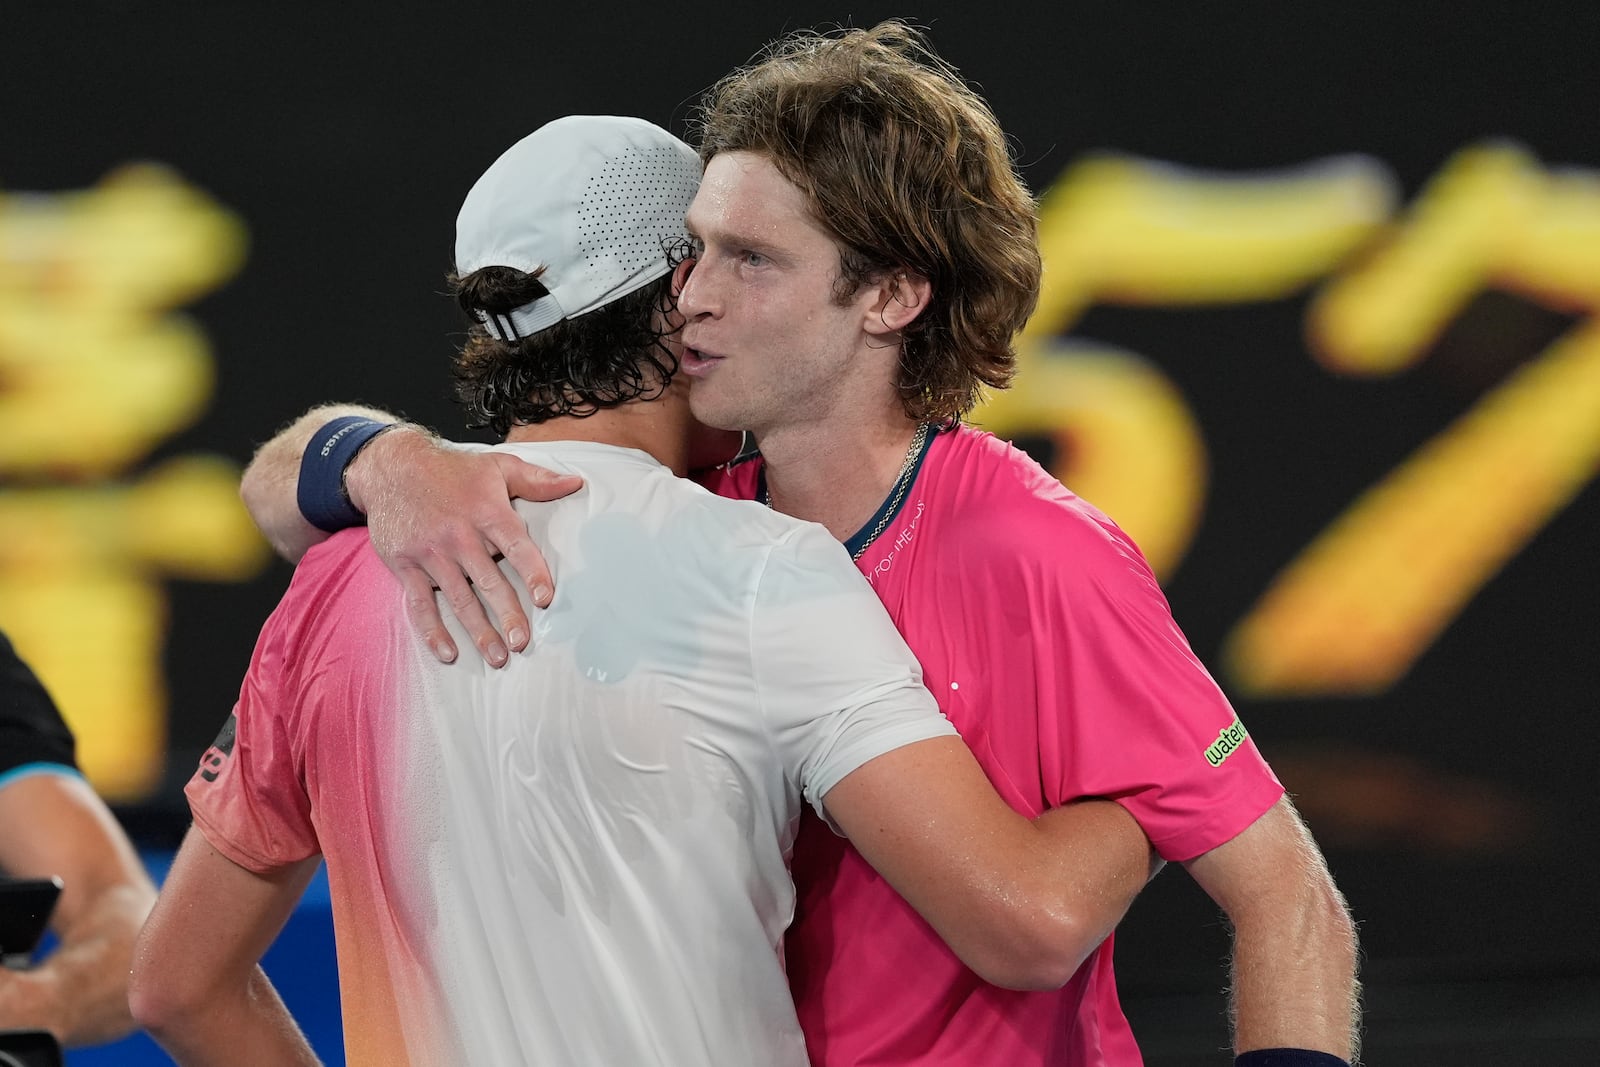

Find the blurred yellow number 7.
xmin=976 ymin=143 xmax=1600 ymax=698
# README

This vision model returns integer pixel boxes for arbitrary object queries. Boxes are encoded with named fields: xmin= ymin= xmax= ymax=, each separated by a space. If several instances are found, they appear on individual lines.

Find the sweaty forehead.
xmin=687 ymin=151 xmax=820 ymax=240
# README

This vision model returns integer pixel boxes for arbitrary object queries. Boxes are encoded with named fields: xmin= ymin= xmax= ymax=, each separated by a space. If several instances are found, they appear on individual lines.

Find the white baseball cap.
xmin=455 ymin=115 xmax=702 ymax=341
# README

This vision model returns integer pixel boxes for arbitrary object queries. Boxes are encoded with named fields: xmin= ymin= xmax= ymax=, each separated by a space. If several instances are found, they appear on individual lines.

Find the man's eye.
xmin=741 ymin=251 xmax=766 ymax=267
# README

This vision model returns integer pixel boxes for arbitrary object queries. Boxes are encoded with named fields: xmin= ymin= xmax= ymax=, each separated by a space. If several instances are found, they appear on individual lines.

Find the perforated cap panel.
xmin=575 ymin=144 xmax=702 ymax=284
xmin=455 ymin=115 xmax=703 ymax=339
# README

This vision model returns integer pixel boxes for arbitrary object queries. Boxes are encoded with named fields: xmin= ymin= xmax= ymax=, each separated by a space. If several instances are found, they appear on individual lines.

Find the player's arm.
xmin=755 ymin=526 xmax=1158 ymax=990
xmin=0 ymin=772 xmax=157 ymax=1047
xmin=129 ymin=828 xmax=323 ymax=1067
xmin=822 ymin=738 xmax=1158 ymax=990
xmin=1183 ymin=796 xmax=1360 ymax=1065
xmin=238 ymin=402 xmax=403 ymax=563
xmin=1027 ymin=513 xmax=1358 ymax=1063
xmin=238 ymin=403 xmax=580 ymax=665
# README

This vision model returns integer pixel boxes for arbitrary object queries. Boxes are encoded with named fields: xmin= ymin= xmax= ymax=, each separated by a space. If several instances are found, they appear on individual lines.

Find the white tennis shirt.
xmin=189 ymin=440 xmax=956 ymax=1066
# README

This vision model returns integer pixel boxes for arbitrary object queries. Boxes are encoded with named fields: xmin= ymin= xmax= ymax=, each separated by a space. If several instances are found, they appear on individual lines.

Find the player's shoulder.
xmin=547 ymin=443 xmax=846 ymax=579
xmin=293 ymin=526 xmax=384 ymax=588
xmin=689 ymin=479 xmax=851 ymax=573
xmin=915 ymin=428 xmax=1170 ymax=621
xmin=271 ymin=528 xmax=394 ymax=652
xmin=930 ymin=425 xmax=1141 ymax=564
xmin=0 ymin=632 xmax=76 ymax=775
xmin=668 ymin=472 xmax=863 ymax=598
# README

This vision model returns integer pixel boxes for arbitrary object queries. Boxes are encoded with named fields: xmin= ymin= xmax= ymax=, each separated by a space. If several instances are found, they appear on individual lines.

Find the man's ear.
xmin=863 ymin=270 xmax=933 ymax=337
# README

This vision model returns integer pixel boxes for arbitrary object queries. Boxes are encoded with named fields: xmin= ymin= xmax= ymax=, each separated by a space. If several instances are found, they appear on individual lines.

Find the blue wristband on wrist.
xmin=297 ymin=416 xmax=395 ymax=532
xmin=1235 ymin=1051 xmax=1350 ymax=1067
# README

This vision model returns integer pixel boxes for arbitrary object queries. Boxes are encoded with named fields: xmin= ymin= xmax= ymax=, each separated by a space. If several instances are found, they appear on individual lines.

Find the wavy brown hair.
xmin=691 ymin=20 xmax=1041 ymax=422
xmin=449 ymin=265 xmax=682 ymax=435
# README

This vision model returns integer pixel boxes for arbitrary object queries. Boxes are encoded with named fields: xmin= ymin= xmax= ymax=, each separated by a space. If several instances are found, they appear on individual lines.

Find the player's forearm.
xmin=239 ymin=403 xmax=401 ymax=563
xmin=827 ymin=741 xmax=1158 ymax=991
xmin=140 ymin=965 xmax=321 ymax=1067
xmin=892 ymin=798 xmax=1154 ymax=991
xmin=1228 ymin=879 xmax=1361 ymax=1061
xmin=954 ymin=800 xmax=1156 ymax=990
xmin=0 ymin=881 xmax=154 ymax=1046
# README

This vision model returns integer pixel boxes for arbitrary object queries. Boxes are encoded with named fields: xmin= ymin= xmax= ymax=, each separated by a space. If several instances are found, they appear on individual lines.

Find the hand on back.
xmin=346 ymin=428 xmax=582 ymax=666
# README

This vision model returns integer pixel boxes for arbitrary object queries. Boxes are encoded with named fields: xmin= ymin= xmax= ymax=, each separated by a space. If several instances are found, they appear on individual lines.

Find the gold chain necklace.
xmin=760 ymin=422 xmax=931 ymax=561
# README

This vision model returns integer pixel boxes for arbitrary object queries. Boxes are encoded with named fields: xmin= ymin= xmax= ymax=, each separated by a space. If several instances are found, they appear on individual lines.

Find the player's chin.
xmin=686 ymin=380 xmax=744 ymax=433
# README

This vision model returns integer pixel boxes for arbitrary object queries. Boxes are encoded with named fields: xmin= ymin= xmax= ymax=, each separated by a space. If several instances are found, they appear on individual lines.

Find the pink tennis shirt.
xmin=706 ymin=424 xmax=1285 ymax=1066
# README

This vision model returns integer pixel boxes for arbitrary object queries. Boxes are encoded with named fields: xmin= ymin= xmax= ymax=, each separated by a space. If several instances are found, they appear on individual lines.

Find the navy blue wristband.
xmin=297 ymin=416 xmax=395 ymax=532
xmin=1236 ymin=1051 xmax=1350 ymax=1067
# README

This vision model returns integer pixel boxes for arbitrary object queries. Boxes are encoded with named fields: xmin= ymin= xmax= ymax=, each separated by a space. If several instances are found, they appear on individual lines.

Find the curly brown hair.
xmin=449 ymin=264 xmax=682 ymax=435
xmin=691 ymin=20 xmax=1041 ymax=423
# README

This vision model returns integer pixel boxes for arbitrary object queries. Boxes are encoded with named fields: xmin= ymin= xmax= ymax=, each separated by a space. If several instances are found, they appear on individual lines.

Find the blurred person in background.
xmin=130 ymin=115 xmax=1151 ymax=1067
xmin=241 ymin=22 xmax=1359 ymax=1067
xmin=0 ymin=630 xmax=156 ymax=1048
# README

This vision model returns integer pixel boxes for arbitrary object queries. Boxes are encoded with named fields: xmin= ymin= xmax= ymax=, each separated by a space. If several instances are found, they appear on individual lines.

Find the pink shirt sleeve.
xmin=185 ymin=600 xmax=320 ymax=874
xmin=993 ymin=499 xmax=1284 ymax=862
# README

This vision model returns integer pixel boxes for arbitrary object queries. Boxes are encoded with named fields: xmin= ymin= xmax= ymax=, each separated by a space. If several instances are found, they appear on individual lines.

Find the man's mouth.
xmin=680 ymin=346 xmax=724 ymax=375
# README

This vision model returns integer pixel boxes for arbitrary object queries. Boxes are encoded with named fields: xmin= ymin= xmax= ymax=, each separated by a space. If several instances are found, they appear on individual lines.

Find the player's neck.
xmin=757 ymin=409 xmax=924 ymax=543
xmin=505 ymin=403 xmax=693 ymax=476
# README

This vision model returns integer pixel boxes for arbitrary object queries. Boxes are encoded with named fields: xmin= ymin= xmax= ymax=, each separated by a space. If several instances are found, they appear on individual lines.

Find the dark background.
xmin=4 ymin=3 xmax=1596 ymax=1062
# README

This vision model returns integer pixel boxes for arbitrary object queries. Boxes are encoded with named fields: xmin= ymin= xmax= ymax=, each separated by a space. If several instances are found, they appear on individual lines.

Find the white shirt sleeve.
xmin=749 ymin=523 xmax=957 ymax=833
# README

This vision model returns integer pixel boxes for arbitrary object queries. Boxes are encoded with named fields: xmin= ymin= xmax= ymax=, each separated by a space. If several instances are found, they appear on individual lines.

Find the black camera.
xmin=0 ymin=878 xmax=65 ymax=1067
